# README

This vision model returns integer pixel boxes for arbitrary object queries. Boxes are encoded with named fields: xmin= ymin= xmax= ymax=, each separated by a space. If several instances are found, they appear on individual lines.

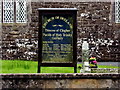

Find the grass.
xmin=0 ymin=60 xmax=119 ymax=73
xmin=1 ymin=60 xmax=38 ymax=73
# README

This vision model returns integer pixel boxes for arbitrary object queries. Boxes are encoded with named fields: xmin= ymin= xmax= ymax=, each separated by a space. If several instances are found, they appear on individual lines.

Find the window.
xmin=0 ymin=1 xmax=1 ymax=23
xmin=3 ymin=0 xmax=14 ymax=23
xmin=16 ymin=0 xmax=27 ymax=23
xmin=115 ymin=0 xmax=120 ymax=23
xmin=2 ymin=0 xmax=27 ymax=23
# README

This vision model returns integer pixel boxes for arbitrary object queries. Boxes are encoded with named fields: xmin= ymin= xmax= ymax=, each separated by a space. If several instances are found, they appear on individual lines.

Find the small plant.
xmin=89 ymin=57 xmax=98 ymax=68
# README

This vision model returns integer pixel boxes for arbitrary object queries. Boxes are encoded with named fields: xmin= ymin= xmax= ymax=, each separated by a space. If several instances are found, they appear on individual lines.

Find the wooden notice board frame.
xmin=38 ymin=8 xmax=77 ymax=73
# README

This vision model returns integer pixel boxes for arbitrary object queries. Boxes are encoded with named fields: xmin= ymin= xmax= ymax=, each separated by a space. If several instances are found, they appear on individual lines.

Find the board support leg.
xmin=74 ymin=66 xmax=77 ymax=73
xmin=38 ymin=63 xmax=41 ymax=73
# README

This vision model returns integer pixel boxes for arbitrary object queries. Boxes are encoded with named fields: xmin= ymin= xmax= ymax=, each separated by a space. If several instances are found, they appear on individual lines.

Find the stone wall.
xmin=1 ymin=73 xmax=120 ymax=89
xmin=1 ymin=2 xmax=38 ymax=60
xmin=1 ymin=1 xmax=120 ymax=61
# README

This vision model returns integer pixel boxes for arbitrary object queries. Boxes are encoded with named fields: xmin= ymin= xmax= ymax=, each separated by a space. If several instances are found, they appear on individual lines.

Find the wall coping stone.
xmin=38 ymin=8 xmax=78 ymax=10
xmin=29 ymin=0 xmax=112 ymax=2
xmin=1 ymin=73 xmax=120 ymax=79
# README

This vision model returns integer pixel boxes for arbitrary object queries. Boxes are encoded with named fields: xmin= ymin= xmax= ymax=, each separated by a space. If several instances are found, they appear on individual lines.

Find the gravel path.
xmin=97 ymin=62 xmax=119 ymax=67
xmin=78 ymin=62 xmax=120 ymax=67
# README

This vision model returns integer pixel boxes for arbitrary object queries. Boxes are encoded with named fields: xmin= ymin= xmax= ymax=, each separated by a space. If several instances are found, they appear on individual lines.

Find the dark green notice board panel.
xmin=42 ymin=15 xmax=73 ymax=63
xmin=38 ymin=8 xmax=77 ymax=73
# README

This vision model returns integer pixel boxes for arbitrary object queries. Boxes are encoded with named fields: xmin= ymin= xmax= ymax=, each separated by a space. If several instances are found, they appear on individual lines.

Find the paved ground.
xmin=78 ymin=62 xmax=120 ymax=67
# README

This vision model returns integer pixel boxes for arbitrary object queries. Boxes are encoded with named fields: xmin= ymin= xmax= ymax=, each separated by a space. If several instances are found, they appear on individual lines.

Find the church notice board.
xmin=38 ymin=8 xmax=77 ymax=73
